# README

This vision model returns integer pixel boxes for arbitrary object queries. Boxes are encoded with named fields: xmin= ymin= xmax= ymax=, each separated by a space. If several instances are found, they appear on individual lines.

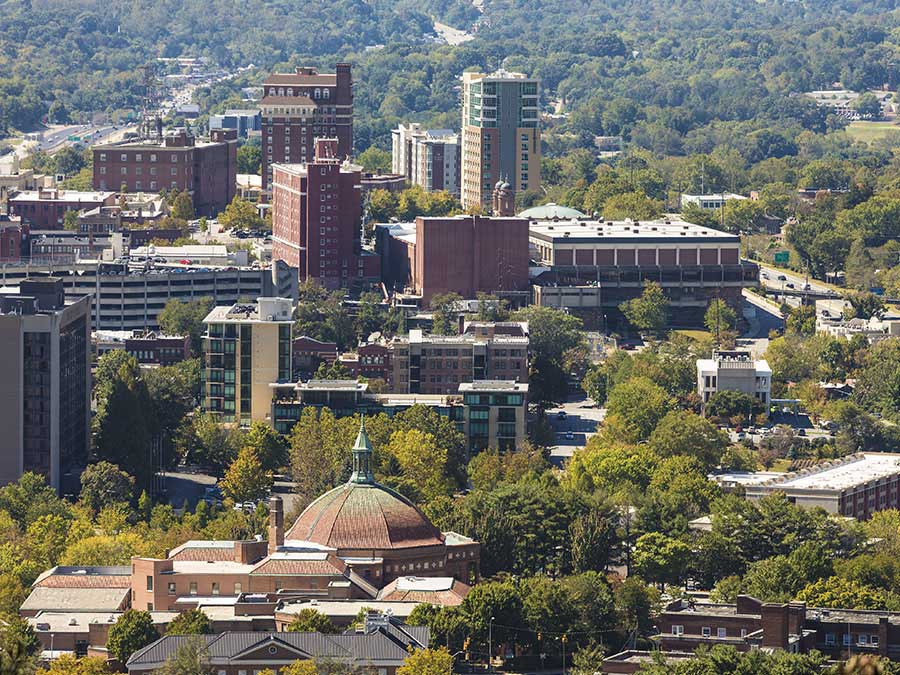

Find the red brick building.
xmin=8 ymin=188 xmax=116 ymax=230
xmin=379 ymin=215 xmax=530 ymax=304
xmin=0 ymin=215 xmax=22 ymax=262
xmin=92 ymin=129 xmax=238 ymax=216
xmin=271 ymin=139 xmax=378 ymax=288
xmin=260 ymin=64 xmax=353 ymax=193
xmin=128 ymin=423 xmax=478 ymax=614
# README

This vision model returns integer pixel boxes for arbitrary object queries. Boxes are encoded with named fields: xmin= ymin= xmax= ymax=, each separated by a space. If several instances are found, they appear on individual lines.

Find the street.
xmin=544 ymin=395 xmax=605 ymax=467
xmin=162 ymin=470 xmax=304 ymax=515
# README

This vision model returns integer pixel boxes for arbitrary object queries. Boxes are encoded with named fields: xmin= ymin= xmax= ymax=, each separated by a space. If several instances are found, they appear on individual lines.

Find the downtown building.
xmin=260 ymin=65 xmax=353 ymax=193
xmin=271 ymin=139 xmax=378 ymax=289
xmin=201 ymin=297 xmax=293 ymax=425
xmin=0 ymin=278 xmax=90 ymax=493
xmin=460 ymin=69 xmax=541 ymax=211
xmin=391 ymin=123 xmax=460 ymax=195
xmin=92 ymin=128 xmax=238 ymax=216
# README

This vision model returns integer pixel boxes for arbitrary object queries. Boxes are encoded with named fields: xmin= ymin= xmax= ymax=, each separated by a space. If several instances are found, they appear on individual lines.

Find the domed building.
xmin=518 ymin=202 xmax=586 ymax=221
xmin=129 ymin=420 xmax=479 ymax=613
xmin=278 ymin=420 xmax=479 ymax=586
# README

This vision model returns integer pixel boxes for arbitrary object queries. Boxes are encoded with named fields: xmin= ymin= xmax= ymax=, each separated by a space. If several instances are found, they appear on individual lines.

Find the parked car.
xmin=557 ymin=411 xmax=567 ymax=420
xmin=777 ymin=274 xmax=787 ymax=281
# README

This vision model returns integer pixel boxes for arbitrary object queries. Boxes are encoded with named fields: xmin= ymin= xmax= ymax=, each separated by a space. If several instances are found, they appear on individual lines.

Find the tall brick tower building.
xmin=260 ymin=64 xmax=353 ymax=194
xmin=271 ymin=139 xmax=377 ymax=289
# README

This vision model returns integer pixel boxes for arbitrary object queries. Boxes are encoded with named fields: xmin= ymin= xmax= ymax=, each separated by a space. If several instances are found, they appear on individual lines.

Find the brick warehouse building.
xmin=92 ymin=128 xmax=237 ymax=216
xmin=129 ymin=422 xmax=479 ymax=612
xmin=377 ymin=214 xmax=530 ymax=305
xmin=260 ymin=64 xmax=353 ymax=193
xmin=271 ymin=139 xmax=378 ymax=288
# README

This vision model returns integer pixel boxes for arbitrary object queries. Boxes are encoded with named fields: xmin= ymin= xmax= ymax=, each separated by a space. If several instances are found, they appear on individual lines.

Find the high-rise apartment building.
xmin=391 ymin=123 xmax=460 ymax=195
xmin=0 ymin=278 xmax=91 ymax=493
xmin=201 ymin=297 xmax=293 ymax=425
xmin=260 ymin=64 xmax=353 ymax=193
xmin=460 ymin=70 xmax=541 ymax=211
xmin=92 ymin=128 xmax=238 ymax=217
xmin=271 ymin=139 xmax=378 ymax=289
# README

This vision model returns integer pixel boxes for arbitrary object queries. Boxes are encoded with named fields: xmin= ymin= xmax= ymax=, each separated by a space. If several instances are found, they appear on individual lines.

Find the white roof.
xmin=712 ymin=472 xmax=784 ymax=487
xmin=528 ymin=217 xmax=739 ymax=241
xmin=131 ymin=245 xmax=229 ymax=257
xmin=682 ymin=193 xmax=747 ymax=201
xmin=395 ymin=576 xmax=454 ymax=592
xmin=697 ymin=358 xmax=771 ymax=375
xmin=170 ymin=561 xmax=256 ymax=574
xmin=774 ymin=453 xmax=900 ymax=491
xmin=278 ymin=600 xmax=416 ymax=618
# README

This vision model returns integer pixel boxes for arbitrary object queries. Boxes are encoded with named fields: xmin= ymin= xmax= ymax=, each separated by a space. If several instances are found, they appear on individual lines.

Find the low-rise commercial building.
xmin=202 ymin=298 xmax=293 ymax=425
xmin=529 ymin=216 xmax=758 ymax=324
xmin=209 ymin=109 xmax=261 ymax=138
xmin=8 ymin=188 xmax=117 ymax=230
xmin=741 ymin=453 xmax=900 ymax=518
xmin=681 ymin=193 xmax=747 ymax=210
xmin=0 ymin=278 xmax=91 ymax=493
xmin=93 ymin=330 xmax=191 ymax=365
xmin=653 ymin=595 xmax=900 ymax=661
xmin=697 ymin=350 xmax=771 ymax=409
xmin=390 ymin=323 xmax=529 ymax=395
xmin=127 ymin=616 xmax=429 ymax=675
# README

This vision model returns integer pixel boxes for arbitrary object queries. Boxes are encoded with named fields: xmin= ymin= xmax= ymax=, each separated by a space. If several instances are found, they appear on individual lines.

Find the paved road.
xmin=544 ymin=396 xmax=605 ymax=468
xmin=162 ymin=470 xmax=303 ymax=515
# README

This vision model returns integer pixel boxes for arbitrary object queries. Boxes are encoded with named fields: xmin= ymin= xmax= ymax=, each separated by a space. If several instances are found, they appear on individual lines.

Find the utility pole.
xmin=488 ymin=616 xmax=495 ymax=673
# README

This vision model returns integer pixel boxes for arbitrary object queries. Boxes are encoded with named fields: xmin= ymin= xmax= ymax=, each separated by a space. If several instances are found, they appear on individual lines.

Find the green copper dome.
xmin=518 ymin=203 xmax=586 ymax=220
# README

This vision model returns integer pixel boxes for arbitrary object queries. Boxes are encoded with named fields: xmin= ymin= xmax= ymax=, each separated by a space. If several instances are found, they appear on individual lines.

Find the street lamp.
xmin=488 ymin=616 xmax=495 ymax=673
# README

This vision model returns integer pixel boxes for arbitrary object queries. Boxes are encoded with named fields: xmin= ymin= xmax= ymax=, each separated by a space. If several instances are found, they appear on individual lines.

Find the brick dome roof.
xmin=284 ymin=418 xmax=444 ymax=551
xmin=285 ymin=482 xmax=445 ymax=551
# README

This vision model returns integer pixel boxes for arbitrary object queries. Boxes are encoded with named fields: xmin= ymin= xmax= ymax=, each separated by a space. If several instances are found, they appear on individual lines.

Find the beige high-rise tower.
xmin=460 ymin=70 xmax=541 ymax=212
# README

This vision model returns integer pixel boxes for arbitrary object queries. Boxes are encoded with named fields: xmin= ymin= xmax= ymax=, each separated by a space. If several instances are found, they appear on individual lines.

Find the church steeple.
xmin=349 ymin=415 xmax=375 ymax=484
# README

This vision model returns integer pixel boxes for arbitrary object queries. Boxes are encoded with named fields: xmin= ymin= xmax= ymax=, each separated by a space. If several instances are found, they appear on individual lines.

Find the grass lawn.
xmin=846 ymin=120 xmax=900 ymax=142
xmin=674 ymin=329 xmax=712 ymax=340
xmin=769 ymin=459 xmax=793 ymax=473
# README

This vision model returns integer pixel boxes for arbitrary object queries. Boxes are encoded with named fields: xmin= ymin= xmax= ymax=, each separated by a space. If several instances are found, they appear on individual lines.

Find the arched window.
xmin=314 ymin=88 xmax=321 ymax=99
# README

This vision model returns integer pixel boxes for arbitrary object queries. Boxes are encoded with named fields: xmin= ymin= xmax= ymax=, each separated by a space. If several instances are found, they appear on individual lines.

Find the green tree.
xmin=287 ymin=609 xmax=339 ymax=634
xmin=0 ymin=574 xmax=27 ymax=616
xmin=93 ymin=360 xmax=156 ymax=493
xmin=844 ymin=291 xmax=885 ymax=320
xmin=854 ymin=93 xmax=882 ymax=118
xmin=581 ymin=364 xmax=609 ymax=404
xmin=797 ymin=577 xmax=896 ymax=610
xmin=366 ymin=189 xmax=399 ymax=223
xmin=157 ymin=298 xmax=214 ymax=356
xmin=219 ymin=447 xmax=272 ymax=505
xmin=157 ymin=637 xmax=212 ymax=675
xmin=704 ymin=299 xmax=737 ymax=335
xmin=242 ymin=421 xmax=288 ymax=473
xmin=605 ymin=377 xmax=673 ymax=440
xmin=171 ymin=192 xmax=195 ymax=221
xmin=63 ymin=210 xmax=79 ymax=231
xmin=166 ymin=609 xmax=212 ymax=636
xmin=620 ymin=281 xmax=669 ymax=334
xmin=313 ymin=360 xmax=352 ymax=380
xmin=569 ymin=509 xmax=618 ymax=573
xmin=705 ymin=390 xmax=760 ymax=423
xmin=384 ymin=429 xmax=451 ymax=503
xmin=632 ymin=532 xmax=691 ymax=587
xmin=218 ymin=195 xmax=262 ymax=231
xmin=397 ymin=647 xmax=452 ymax=675
xmin=107 ymin=610 xmax=159 ymax=664
xmin=178 ymin=413 xmax=242 ymax=473
xmin=430 ymin=293 xmax=461 ymax=335
xmin=601 ymin=190 xmax=663 ymax=220
xmin=79 ymin=462 xmax=134 ymax=514
xmin=648 ymin=410 xmax=728 ymax=469
xmin=512 ymin=306 xmax=586 ymax=404
xmin=786 ymin=304 xmax=817 ymax=336
xmin=356 ymin=147 xmax=391 ymax=173
xmin=1 ymin=617 xmax=40 ymax=675
xmin=236 ymin=144 xmax=261 ymax=175
xmin=37 ymin=654 xmax=114 ymax=675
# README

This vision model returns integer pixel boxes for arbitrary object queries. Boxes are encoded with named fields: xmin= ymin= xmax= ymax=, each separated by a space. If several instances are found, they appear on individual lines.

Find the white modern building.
xmin=697 ymin=350 xmax=771 ymax=409
xmin=391 ymin=123 xmax=460 ymax=195
xmin=681 ymin=193 xmax=748 ymax=210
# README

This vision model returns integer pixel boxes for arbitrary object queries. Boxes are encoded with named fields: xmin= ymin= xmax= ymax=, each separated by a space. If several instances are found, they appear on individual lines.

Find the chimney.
xmin=268 ymin=496 xmax=284 ymax=554
xmin=761 ymin=603 xmax=790 ymax=650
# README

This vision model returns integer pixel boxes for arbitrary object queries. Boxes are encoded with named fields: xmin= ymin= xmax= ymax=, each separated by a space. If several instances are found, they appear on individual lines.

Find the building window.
xmin=843 ymin=634 xmax=852 ymax=646
xmin=701 ymin=627 xmax=711 ymax=637
xmin=189 ymin=582 xmax=197 ymax=596
xmin=825 ymin=633 xmax=835 ymax=645
xmin=168 ymin=582 xmax=176 ymax=595
xmin=234 ymin=583 xmax=242 ymax=594
xmin=99 ymin=153 xmax=106 ymax=161
xmin=859 ymin=634 xmax=868 ymax=646
xmin=150 ymin=154 xmax=157 ymax=162
xmin=100 ymin=167 xmax=107 ymax=175
xmin=120 ymin=167 xmax=127 ymax=175
xmin=717 ymin=628 xmax=726 ymax=638
xmin=872 ymin=635 xmax=880 ymax=647
xmin=146 ymin=576 xmax=153 ymax=591
xmin=121 ymin=153 xmax=128 ymax=162
xmin=672 ymin=625 xmax=684 ymax=636
xmin=211 ymin=582 xmax=220 ymax=596
xmin=171 ymin=154 xmax=178 ymax=162
xmin=171 ymin=167 xmax=177 ymax=176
